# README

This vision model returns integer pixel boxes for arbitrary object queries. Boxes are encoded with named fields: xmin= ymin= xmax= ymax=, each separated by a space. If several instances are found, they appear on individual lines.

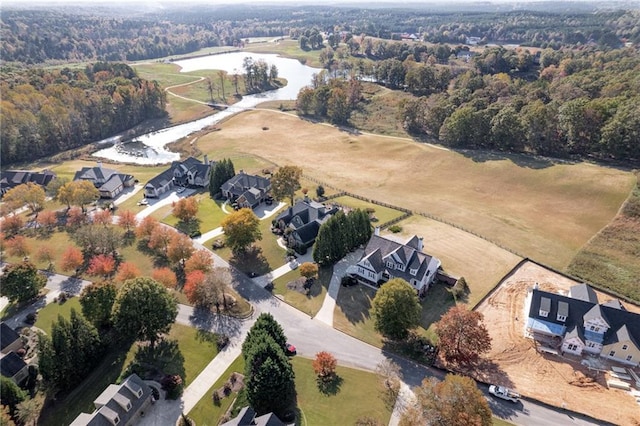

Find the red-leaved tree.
xmin=66 ymin=206 xmax=86 ymax=228
xmin=37 ymin=210 xmax=58 ymax=232
xmin=135 ymin=216 xmax=159 ymax=241
xmin=6 ymin=235 xmax=30 ymax=258
xmin=184 ymin=249 xmax=213 ymax=274
xmin=93 ymin=209 xmax=113 ymax=226
xmin=148 ymin=226 xmax=176 ymax=256
xmin=61 ymin=246 xmax=84 ymax=274
xmin=115 ymin=262 xmax=141 ymax=283
xmin=2 ymin=214 xmax=24 ymax=236
xmin=172 ymin=197 xmax=199 ymax=222
xmin=435 ymin=305 xmax=492 ymax=365
xmin=313 ymin=351 xmax=338 ymax=381
xmin=152 ymin=267 xmax=178 ymax=289
xmin=117 ymin=210 xmax=137 ymax=235
xmin=184 ymin=270 xmax=206 ymax=305
xmin=87 ymin=254 xmax=116 ymax=278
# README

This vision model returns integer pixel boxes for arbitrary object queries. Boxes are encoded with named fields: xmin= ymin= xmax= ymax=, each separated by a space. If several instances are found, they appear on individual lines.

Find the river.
xmin=92 ymin=52 xmax=319 ymax=165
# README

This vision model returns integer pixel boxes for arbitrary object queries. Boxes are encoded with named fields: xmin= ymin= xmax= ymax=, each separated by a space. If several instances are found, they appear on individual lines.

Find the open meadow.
xmin=196 ymin=110 xmax=634 ymax=271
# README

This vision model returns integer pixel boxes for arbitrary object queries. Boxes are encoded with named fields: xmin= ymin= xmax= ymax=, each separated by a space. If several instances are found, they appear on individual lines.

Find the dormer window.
xmin=396 ymin=264 xmax=405 ymax=272
xmin=410 ymin=268 xmax=418 ymax=276
xmin=539 ymin=297 xmax=551 ymax=318
xmin=557 ymin=315 xmax=566 ymax=322
xmin=557 ymin=301 xmax=568 ymax=323
xmin=386 ymin=261 xmax=394 ymax=268
xmin=622 ymin=344 xmax=628 ymax=350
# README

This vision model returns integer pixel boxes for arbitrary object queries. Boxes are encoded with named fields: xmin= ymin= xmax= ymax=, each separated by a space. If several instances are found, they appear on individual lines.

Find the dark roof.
xmin=221 ymin=407 xmax=285 ymax=426
xmin=146 ymin=168 xmax=175 ymax=189
xmin=294 ymin=221 xmax=321 ymax=246
xmin=221 ymin=172 xmax=270 ymax=198
xmin=99 ymin=175 xmax=128 ymax=194
xmin=74 ymin=166 xmax=118 ymax=183
xmin=0 ymin=170 xmax=56 ymax=193
xmin=361 ymin=235 xmax=436 ymax=284
xmin=0 ymin=352 xmax=26 ymax=378
xmin=569 ymin=284 xmax=598 ymax=303
xmin=0 ymin=323 xmax=20 ymax=351
xmin=146 ymin=157 xmax=211 ymax=189
xmin=528 ymin=288 xmax=640 ymax=349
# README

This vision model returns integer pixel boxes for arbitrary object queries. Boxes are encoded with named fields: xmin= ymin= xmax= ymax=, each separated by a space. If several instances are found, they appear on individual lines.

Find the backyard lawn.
xmin=328 ymin=195 xmax=406 ymax=226
xmin=161 ymin=194 xmax=227 ymax=234
xmin=271 ymin=265 xmax=333 ymax=317
xmin=333 ymin=284 xmax=383 ymax=348
xmin=34 ymin=297 xmax=83 ymax=335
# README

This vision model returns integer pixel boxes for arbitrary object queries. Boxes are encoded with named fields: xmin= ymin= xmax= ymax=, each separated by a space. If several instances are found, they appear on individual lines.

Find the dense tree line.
xmin=296 ymin=77 xmax=362 ymax=125
xmin=1 ymin=62 xmax=166 ymax=165
xmin=313 ymin=209 xmax=372 ymax=265
xmin=209 ymin=158 xmax=236 ymax=197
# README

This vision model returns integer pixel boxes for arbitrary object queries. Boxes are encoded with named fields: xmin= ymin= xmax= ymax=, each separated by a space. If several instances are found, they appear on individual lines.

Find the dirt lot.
xmin=475 ymin=261 xmax=640 ymax=425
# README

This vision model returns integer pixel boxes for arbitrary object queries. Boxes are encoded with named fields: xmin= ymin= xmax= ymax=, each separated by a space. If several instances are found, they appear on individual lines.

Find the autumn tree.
xmin=115 ymin=262 xmax=141 ymax=283
xmin=1 ymin=215 xmax=24 ymax=237
xmin=36 ymin=210 xmax=57 ymax=233
xmin=375 ymin=359 xmax=402 ymax=401
xmin=92 ymin=209 xmax=112 ymax=226
xmin=400 ymin=374 xmax=491 ymax=426
xmin=80 ymin=281 xmax=117 ymax=329
xmin=0 ymin=261 xmax=46 ymax=303
xmin=313 ymin=351 xmax=337 ymax=381
xmin=299 ymin=262 xmax=318 ymax=282
xmin=135 ymin=215 xmax=159 ymax=241
xmin=172 ymin=197 xmax=199 ymax=222
xmin=221 ymin=208 xmax=262 ymax=254
xmin=435 ymin=305 xmax=491 ymax=365
xmin=86 ymin=254 xmax=116 ymax=278
xmin=148 ymin=226 xmax=176 ymax=256
xmin=6 ymin=236 xmax=30 ymax=258
xmin=2 ymin=182 xmax=46 ymax=214
xmin=61 ymin=246 xmax=84 ymax=274
xmin=112 ymin=277 xmax=178 ymax=347
xmin=167 ymin=232 xmax=195 ymax=267
xmin=36 ymin=245 xmax=55 ymax=270
xmin=58 ymin=180 xmax=99 ymax=212
xmin=270 ymin=165 xmax=302 ymax=206
xmin=66 ymin=206 xmax=86 ymax=228
xmin=71 ymin=224 xmax=122 ymax=258
xmin=371 ymin=278 xmax=421 ymax=340
xmin=184 ymin=268 xmax=231 ymax=309
xmin=152 ymin=267 xmax=178 ymax=289
xmin=116 ymin=210 xmax=137 ymax=236
xmin=184 ymin=249 xmax=213 ymax=274
xmin=184 ymin=270 xmax=207 ymax=305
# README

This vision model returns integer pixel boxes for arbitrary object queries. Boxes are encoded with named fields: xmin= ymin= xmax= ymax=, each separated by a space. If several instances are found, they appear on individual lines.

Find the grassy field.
xmin=189 ymin=355 xmax=392 ymax=426
xmin=349 ymin=83 xmax=413 ymax=138
xmin=194 ymin=110 xmax=634 ymax=271
xmin=244 ymin=38 xmax=324 ymax=68
xmin=568 ymin=178 xmax=640 ymax=303
xmin=333 ymin=284 xmax=383 ymax=348
xmin=35 ymin=297 xmax=83 ymax=334
xmin=389 ymin=216 xmax=522 ymax=308
xmin=328 ymin=195 xmax=406 ymax=225
xmin=271 ymin=266 xmax=333 ymax=317
xmin=160 ymin=194 xmax=227 ymax=234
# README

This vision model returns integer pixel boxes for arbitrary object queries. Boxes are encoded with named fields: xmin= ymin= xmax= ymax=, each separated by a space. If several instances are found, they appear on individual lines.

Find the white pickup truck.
xmin=488 ymin=385 xmax=520 ymax=402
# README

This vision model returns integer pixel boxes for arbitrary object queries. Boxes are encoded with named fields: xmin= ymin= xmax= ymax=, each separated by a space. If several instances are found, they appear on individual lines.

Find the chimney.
xmin=374 ymin=227 xmax=380 ymax=236
xmin=204 ymin=154 xmax=208 ymax=165
xmin=417 ymin=237 xmax=423 ymax=251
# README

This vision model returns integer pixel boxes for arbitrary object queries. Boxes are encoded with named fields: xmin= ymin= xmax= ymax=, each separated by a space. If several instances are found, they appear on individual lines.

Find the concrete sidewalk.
xmin=193 ymin=227 xmax=223 ymax=245
xmin=252 ymin=251 xmax=314 ymax=289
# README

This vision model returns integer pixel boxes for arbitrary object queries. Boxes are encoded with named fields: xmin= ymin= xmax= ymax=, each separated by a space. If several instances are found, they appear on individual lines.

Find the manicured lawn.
xmin=333 ymin=284 xmax=383 ymax=348
xmin=34 ymin=297 xmax=83 ymax=335
xmin=167 ymin=323 xmax=220 ymax=385
xmin=189 ymin=355 xmax=246 ymax=426
xmin=3 ymin=231 xmax=79 ymax=272
xmin=292 ymin=356 xmax=392 ymax=425
xmin=245 ymin=39 xmax=324 ymax=68
xmin=328 ymin=195 xmax=406 ymax=225
xmin=209 ymin=206 xmax=287 ymax=276
xmin=189 ymin=355 xmax=392 ymax=426
xmin=271 ymin=265 xmax=333 ymax=317
xmin=161 ymin=194 xmax=227 ymax=234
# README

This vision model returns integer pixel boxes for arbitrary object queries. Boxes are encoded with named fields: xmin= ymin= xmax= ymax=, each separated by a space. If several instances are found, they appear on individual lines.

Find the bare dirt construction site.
xmin=475 ymin=261 xmax=640 ymax=425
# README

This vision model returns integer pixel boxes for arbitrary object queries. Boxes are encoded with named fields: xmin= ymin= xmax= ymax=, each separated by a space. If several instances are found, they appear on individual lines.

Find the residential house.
xmin=348 ymin=230 xmax=441 ymax=296
xmin=526 ymin=284 xmax=640 ymax=366
xmin=275 ymin=199 xmax=338 ymax=252
xmin=0 ymin=323 xmax=28 ymax=385
xmin=144 ymin=156 xmax=212 ymax=198
xmin=0 ymin=169 xmax=56 ymax=197
xmin=220 ymin=171 xmax=271 ymax=209
xmin=70 ymin=374 xmax=153 ymax=426
xmin=221 ymin=406 xmax=284 ymax=426
xmin=74 ymin=163 xmax=134 ymax=199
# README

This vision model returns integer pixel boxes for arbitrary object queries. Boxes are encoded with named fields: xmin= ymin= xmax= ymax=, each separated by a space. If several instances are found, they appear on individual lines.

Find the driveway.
xmin=135 ymin=188 xmax=196 ymax=220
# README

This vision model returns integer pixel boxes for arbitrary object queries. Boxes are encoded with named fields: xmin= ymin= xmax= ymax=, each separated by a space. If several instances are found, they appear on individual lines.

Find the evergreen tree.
xmin=209 ymin=158 xmax=236 ymax=197
xmin=242 ymin=313 xmax=287 ymax=352
xmin=0 ymin=376 xmax=26 ymax=418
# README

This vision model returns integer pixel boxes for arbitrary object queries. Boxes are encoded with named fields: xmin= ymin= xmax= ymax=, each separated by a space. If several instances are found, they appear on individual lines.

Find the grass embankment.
xmin=189 ymin=355 xmax=393 ymax=425
xmin=568 ymin=177 xmax=640 ymax=303
xmin=244 ymin=38 xmax=324 ymax=68
xmin=35 ymin=300 xmax=219 ymax=426
xmin=328 ymin=195 xmax=406 ymax=225
xmin=195 ymin=110 xmax=634 ymax=271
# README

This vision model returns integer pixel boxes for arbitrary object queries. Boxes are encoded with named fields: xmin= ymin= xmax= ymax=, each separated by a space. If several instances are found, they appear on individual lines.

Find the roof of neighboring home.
xmin=74 ymin=166 xmax=118 ymax=183
xmin=0 ymin=351 xmax=27 ymax=378
xmin=602 ymin=299 xmax=624 ymax=310
xmin=0 ymin=170 xmax=56 ymax=191
xmin=277 ymin=200 xmax=337 ymax=231
xmin=146 ymin=168 xmax=175 ymax=189
xmin=360 ymin=235 xmax=438 ymax=284
xmin=221 ymin=407 xmax=285 ymax=426
xmin=569 ymin=284 xmax=598 ymax=304
xmin=293 ymin=220 xmax=321 ymax=246
xmin=0 ymin=323 xmax=20 ymax=351
xmin=146 ymin=157 xmax=211 ymax=189
xmin=99 ymin=175 xmax=127 ymax=194
xmin=528 ymin=288 xmax=640 ymax=350
xmin=69 ymin=374 xmax=151 ymax=426
xmin=221 ymin=172 xmax=270 ymax=197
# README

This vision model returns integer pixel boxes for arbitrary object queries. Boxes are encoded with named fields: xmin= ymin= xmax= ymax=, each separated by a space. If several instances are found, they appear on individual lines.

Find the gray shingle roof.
xmin=0 ymin=351 xmax=26 ymax=378
xmin=569 ymin=284 xmax=598 ymax=304
xmin=221 ymin=172 xmax=270 ymax=198
xmin=0 ymin=323 xmax=20 ymax=351
xmin=361 ymin=235 xmax=435 ymax=284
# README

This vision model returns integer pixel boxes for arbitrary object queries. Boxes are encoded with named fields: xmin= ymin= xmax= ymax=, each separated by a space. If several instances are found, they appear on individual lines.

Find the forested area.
xmin=2 ymin=5 xmax=638 ymax=65
xmin=0 ymin=63 xmax=166 ymax=164
xmin=298 ymin=40 xmax=640 ymax=161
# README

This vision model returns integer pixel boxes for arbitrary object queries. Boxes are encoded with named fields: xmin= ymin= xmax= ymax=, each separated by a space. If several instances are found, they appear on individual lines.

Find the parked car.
xmin=341 ymin=275 xmax=358 ymax=287
xmin=488 ymin=385 xmax=520 ymax=402
xmin=138 ymin=199 xmax=149 ymax=206
xmin=177 ymin=186 xmax=185 ymax=193
xmin=289 ymin=259 xmax=299 ymax=270
xmin=285 ymin=343 xmax=297 ymax=356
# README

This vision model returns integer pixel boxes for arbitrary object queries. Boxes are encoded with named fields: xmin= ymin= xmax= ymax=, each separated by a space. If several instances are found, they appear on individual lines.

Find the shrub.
xmin=388 ymin=225 xmax=402 ymax=233
xmin=25 ymin=313 xmax=37 ymax=324
xmin=217 ymin=334 xmax=230 ymax=350
xmin=161 ymin=374 xmax=184 ymax=400
xmin=365 ymin=207 xmax=376 ymax=214
xmin=58 ymin=292 xmax=68 ymax=303
xmin=213 ymin=391 xmax=221 ymax=405
xmin=223 ymin=382 xmax=232 ymax=396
